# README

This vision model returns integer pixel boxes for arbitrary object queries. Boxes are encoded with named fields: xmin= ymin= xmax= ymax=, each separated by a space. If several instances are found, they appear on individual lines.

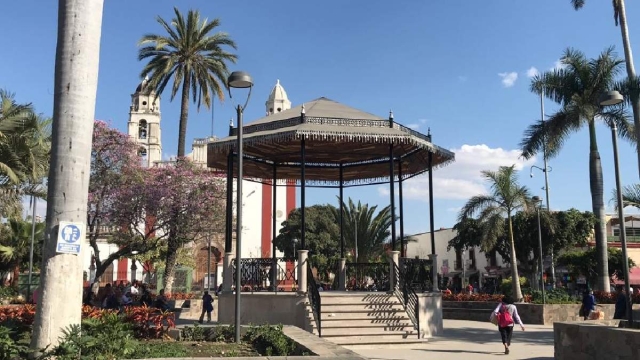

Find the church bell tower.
xmin=265 ymin=79 xmax=291 ymax=115
xmin=127 ymin=77 xmax=162 ymax=167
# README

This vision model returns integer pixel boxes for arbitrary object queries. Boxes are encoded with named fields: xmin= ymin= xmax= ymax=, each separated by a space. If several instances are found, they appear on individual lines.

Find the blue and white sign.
xmin=56 ymin=221 xmax=83 ymax=254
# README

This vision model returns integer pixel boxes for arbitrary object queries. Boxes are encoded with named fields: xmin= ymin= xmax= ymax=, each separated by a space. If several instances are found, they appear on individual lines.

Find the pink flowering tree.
xmin=149 ymin=159 xmax=226 ymax=295
xmin=88 ymin=121 xmax=165 ymax=283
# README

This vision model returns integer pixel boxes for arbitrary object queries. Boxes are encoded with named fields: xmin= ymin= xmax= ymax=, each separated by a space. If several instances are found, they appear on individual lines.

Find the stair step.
xmin=327 ymin=333 xmax=420 ymax=344
xmin=321 ymin=303 xmax=404 ymax=311
xmin=319 ymin=326 xmax=415 ymax=335
xmin=320 ymin=294 xmax=399 ymax=305
xmin=339 ymin=338 xmax=428 ymax=349
xmin=318 ymin=319 xmax=414 ymax=327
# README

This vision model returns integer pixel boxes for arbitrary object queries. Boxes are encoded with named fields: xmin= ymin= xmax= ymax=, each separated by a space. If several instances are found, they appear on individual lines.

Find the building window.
xmin=455 ymin=249 xmax=462 ymax=270
xmin=469 ymin=249 xmax=476 ymax=269
xmin=138 ymin=120 xmax=147 ymax=139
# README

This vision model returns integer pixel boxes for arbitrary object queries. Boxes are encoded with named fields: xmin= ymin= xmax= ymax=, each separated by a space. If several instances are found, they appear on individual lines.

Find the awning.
xmin=613 ymin=267 xmax=640 ymax=286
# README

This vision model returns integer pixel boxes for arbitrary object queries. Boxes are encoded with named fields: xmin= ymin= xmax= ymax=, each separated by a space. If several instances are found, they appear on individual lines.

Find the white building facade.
xmin=406 ymin=228 xmax=508 ymax=291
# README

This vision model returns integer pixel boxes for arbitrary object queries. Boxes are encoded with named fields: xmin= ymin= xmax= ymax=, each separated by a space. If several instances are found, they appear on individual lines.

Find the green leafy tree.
xmin=448 ymin=217 xmax=483 ymax=251
xmin=521 ymin=47 xmax=633 ymax=292
xmin=274 ymin=205 xmax=340 ymax=280
xmin=0 ymin=219 xmax=45 ymax=287
xmin=571 ymin=0 xmax=640 ymax=173
xmin=459 ymin=165 xmax=531 ymax=301
xmin=557 ymin=247 xmax=635 ymax=286
xmin=138 ymin=7 xmax=237 ymax=157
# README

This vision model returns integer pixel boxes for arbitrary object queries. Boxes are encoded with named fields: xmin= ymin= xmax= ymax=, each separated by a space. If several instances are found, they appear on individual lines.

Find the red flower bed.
xmin=0 ymin=304 xmax=35 ymax=325
xmin=169 ymin=292 xmax=195 ymax=300
xmin=2 ymin=304 xmax=175 ymax=338
xmin=593 ymin=291 xmax=640 ymax=304
xmin=442 ymin=293 xmax=533 ymax=303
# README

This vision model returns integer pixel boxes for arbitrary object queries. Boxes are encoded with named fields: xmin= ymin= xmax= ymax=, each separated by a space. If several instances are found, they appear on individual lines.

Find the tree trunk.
xmin=588 ymin=121 xmax=610 ymax=292
xmin=31 ymin=0 xmax=104 ymax=353
xmin=176 ymin=67 xmax=191 ymax=158
xmin=617 ymin=0 xmax=640 ymax=178
xmin=162 ymin=239 xmax=180 ymax=295
xmin=507 ymin=212 xmax=523 ymax=301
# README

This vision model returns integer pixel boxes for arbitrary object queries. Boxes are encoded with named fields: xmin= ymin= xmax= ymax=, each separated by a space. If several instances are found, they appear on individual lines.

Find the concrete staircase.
xmin=305 ymin=292 xmax=426 ymax=348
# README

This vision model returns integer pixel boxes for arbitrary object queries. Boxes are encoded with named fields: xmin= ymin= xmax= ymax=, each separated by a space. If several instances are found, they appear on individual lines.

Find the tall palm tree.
xmin=31 ymin=0 xmax=104 ymax=352
xmin=459 ymin=165 xmax=531 ymax=301
xmin=138 ymin=7 xmax=238 ymax=157
xmin=571 ymin=1 xmax=640 ymax=176
xmin=331 ymin=198 xmax=393 ymax=262
xmin=0 ymin=90 xmax=37 ymax=184
xmin=521 ymin=47 xmax=633 ymax=292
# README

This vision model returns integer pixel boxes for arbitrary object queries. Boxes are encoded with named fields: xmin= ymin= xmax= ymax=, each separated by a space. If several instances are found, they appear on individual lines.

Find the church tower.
xmin=127 ymin=77 xmax=162 ymax=167
xmin=265 ymin=79 xmax=291 ymax=115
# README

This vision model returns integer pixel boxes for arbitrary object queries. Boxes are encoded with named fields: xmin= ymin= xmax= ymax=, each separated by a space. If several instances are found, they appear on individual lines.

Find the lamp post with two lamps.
xmin=227 ymin=71 xmax=254 ymax=343
xmin=532 ymin=196 xmax=546 ymax=304
xmin=530 ymin=165 xmax=554 ymax=288
xmin=599 ymin=90 xmax=633 ymax=324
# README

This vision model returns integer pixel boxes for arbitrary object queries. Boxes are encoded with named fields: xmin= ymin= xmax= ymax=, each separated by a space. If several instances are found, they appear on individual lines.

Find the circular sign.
xmin=61 ymin=224 xmax=81 ymax=243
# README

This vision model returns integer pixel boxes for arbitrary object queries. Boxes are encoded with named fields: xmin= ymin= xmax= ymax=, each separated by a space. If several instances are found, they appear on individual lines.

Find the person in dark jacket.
xmin=581 ymin=290 xmax=596 ymax=320
xmin=613 ymin=288 xmax=627 ymax=320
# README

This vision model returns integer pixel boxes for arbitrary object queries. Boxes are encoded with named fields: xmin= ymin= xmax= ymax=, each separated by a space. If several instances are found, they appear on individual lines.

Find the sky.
xmin=2 ymin=1 xmax=640 ymax=235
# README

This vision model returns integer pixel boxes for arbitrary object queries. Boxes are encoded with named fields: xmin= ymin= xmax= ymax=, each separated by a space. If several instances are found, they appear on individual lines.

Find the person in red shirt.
xmin=467 ymin=283 xmax=474 ymax=294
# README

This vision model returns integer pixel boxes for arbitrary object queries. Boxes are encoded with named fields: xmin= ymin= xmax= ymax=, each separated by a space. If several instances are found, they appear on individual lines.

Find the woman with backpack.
xmin=493 ymin=296 xmax=525 ymax=355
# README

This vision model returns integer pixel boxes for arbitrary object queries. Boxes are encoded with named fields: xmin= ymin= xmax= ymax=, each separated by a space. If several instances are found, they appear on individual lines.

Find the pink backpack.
xmin=497 ymin=304 xmax=514 ymax=327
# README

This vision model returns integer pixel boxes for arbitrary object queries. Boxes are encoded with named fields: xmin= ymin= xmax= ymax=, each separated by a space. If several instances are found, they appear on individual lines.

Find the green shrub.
xmin=129 ymin=342 xmax=188 ymax=358
xmin=500 ymin=277 xmax=529 ymax=296
xmin=181 ymin=323 xmax=206 ymax=341
xmin=242 ymin=324 xmax=296 ymax=356
xmin=0 ymin=325 xmax=31 ymax=360
xmin=528 ymin=289 xmax=579 ymax=304
xmin=0 ymin=287 xmax=17 ymax=301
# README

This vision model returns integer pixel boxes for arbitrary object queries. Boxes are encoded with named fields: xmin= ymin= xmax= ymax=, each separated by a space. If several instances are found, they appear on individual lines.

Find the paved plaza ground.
xmin=352 ymin=319 xmax=554 ymax=360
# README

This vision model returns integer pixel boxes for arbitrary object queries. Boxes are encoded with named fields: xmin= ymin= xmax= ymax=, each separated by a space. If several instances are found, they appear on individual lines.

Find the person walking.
xmin=493 ymin=296 xmax=525 ymax=355
xmin=613 ymin=288 xmax=627 ymax=320
xmin=199 ymin=290 xmax=214 ymax=324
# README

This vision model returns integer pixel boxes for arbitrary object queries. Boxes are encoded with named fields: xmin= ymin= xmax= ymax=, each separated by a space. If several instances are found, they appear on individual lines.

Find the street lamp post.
xmin=228 ymin=71 xmax=253 ymax=343
xmin=600 ymin=90 xmax=633 ymax=325
xmin=354 ymin=210 xmax=359 ymax=263
xmin=532 ymin=196 xmax=546 ymax=305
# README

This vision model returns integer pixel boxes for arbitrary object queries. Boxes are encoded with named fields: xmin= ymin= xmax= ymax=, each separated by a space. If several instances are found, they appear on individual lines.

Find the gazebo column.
xmin=223 ymin=152 xmax=234 ymax=293
xmin=271 ymin=165 xmax=277 ymax=291
xmin=298 ymin=137 xmax=308 ymax=294
xmin=398 ymin=160 xmax=405 ymax=258
xmin=427 ymin=129 xmax=439 ymax=292
xmin=338 ymin=164 xmax=346 ymax=291
xmin=388 ymin=112 xmax=397 ymax=288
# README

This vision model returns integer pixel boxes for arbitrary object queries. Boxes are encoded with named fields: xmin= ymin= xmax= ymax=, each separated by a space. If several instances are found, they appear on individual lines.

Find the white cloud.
xmin=378 ymin=144 xmax=536 ymax=201
xmin=526 ymin=67 xmax=539 ymax=78
xmin=419 ymin=119 xmax=429 ymax=124
xmin=406 ymin=123 xmax=420 ymax=130
xmin=551 ymin=59 xmax=567 ymax=71
xmin=498 ymin=72 xmax=518 ymax=87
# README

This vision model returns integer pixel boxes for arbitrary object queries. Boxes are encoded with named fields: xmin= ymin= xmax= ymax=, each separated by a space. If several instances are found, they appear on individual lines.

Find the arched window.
xmin=138 ymin=147 xmax=148 ymax=166
xmin=138 ymin=120 xmax=148 ymax=139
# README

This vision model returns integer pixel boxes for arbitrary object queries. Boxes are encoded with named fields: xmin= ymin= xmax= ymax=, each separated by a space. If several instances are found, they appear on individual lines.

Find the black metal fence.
xmin=400 ymin=258 xmax=433 ymax=293
xmin=231 ymin=258 xmax=298 ymax=292
xmin=345 ymin=262 xmax=390 ymax=291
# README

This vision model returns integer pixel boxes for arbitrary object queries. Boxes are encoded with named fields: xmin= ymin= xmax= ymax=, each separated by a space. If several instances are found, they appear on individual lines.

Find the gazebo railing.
xmin=400 ymin=258 xmax=433 ymax=293
xmin=393 ymin=261 xmax=419 ymax=339
xmin=231 ymin=257 xmax=297 ymax=292
xmin=307 ymin=262 xmax=322 ymax=337
xmin=345 ymin=262 xmax=389 ymax=291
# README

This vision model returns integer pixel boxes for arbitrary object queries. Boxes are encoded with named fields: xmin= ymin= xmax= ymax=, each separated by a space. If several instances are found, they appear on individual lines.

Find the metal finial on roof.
xmin=427 ymin=127 xmax=431 ymax=136
xmin=389 ymin=110 xmax=394 ymax=120
xmin=301 ymin=104 xmax=306 ymax=115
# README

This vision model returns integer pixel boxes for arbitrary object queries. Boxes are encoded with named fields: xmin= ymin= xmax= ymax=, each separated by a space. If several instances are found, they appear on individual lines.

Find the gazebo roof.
xmin=207 ymin=97 xmax=455 ymax=186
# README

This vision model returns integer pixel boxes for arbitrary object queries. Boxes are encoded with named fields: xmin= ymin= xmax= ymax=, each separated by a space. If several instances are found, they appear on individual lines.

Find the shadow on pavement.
xmin=429 ymin=326 xmax=554 ymax=345
xmin=416 ymin=349 xmax=503 ymax=356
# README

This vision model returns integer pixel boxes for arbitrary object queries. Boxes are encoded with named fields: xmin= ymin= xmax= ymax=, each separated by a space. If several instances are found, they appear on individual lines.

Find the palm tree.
xmin=331 ymin=198 xmax=393 ymax=262
xmin=459 ymin=165 xmax=531 ymax=301
xmin=31 ymin=0 xmax=104 ymax=352
xmin=0 ymin=90 xmax=37 ymax=184
xmin=571 ymin=1 xmax=640 ymax=175
xmin=138 ymin=7 xmax=238 ymax=157
xmin=521 ymin=47 xmax=633 ymax=292
xmin=611 ymin=184 xmax=640 ymax=209
xmin=0 ymin=219 xmax=45 ymax=287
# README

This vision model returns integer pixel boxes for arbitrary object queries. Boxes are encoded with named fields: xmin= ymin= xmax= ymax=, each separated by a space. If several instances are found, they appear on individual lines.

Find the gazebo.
xmin=207 ymin=96 xmax=455 ymax=294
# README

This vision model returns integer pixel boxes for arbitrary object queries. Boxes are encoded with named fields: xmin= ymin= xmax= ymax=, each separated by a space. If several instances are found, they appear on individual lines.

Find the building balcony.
xmin=607 ymin=235 xmax=640 ymax=243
